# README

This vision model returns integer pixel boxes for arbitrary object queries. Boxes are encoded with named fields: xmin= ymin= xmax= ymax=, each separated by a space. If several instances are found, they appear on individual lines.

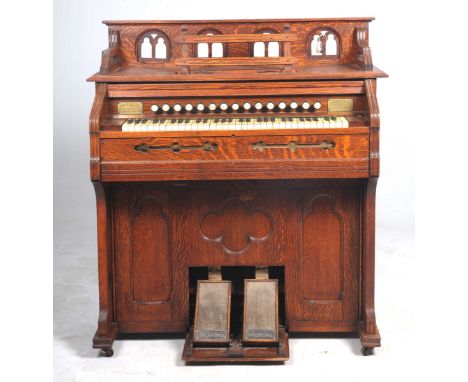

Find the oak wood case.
xmin=88 ymin=17 xmax=386 ymax=359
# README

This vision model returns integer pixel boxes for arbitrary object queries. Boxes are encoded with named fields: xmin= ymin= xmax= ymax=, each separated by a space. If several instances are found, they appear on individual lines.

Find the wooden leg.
xmin=93 ymin=324 xmax=118 ymax=356
xmin=92 ymin=182 xmax=116 ymax=356
xmin=359 ymin=177 xmax=381 ymax=353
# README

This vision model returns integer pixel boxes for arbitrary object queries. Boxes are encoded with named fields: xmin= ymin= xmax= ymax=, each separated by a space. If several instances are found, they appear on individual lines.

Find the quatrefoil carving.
xmin=200 ymin=199 xmax=273 ymax=256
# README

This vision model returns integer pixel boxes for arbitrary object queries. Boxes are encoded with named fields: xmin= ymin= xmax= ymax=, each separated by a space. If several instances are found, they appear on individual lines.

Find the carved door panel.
xmin=113 ymin=185 xmax=184 ymax=323
xmin=176 ymin=184 xmax=298 ymax=267
xmin=286 ymin=187 xmax=360 ymax=323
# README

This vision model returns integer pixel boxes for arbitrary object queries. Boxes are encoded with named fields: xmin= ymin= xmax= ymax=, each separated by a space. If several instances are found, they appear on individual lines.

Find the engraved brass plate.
xmin=328 ymin=98 xmax=353 ymax=112
xmin=243 ymin=279 xmax=278 ymax=343
xmin=193 ymin=280 xmax=231 ymax=343
xmin=117 ymin=102 xmax=143 ymax=115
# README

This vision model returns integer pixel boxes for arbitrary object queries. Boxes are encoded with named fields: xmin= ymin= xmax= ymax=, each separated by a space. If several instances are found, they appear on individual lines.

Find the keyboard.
xmin=122 ymin=116 xmax=349 ymax=132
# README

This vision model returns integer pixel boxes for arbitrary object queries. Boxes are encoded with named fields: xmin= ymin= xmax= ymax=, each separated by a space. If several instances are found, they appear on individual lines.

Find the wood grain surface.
xmin=88 ymin=17 xmax=386 ymax=356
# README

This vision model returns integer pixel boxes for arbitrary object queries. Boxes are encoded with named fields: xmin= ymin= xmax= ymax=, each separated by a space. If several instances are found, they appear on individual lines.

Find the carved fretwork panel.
xmin=195 ymin=28 xmax=225 ymax=58
xmin=137 ymin=29 xmax=171 ymax=62
xmin=251 ymin=29 xmax=282 ymax=58
xmin=302 ymin=194 xmax=342 ymax=301
xmin=309 ymin=28 xmax=340 ymax=58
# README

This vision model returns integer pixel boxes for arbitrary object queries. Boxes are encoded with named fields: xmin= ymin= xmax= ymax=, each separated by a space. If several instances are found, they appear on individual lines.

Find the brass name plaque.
xmin=328 ymin=98 xmax=353 ymax=112
xmin=243 ymin=279 xmax=279 ymax=343
xmin=117 ymin=102 xmax=143 ymax=115
xmin=193 ymin=280 xmax=231 ymax=344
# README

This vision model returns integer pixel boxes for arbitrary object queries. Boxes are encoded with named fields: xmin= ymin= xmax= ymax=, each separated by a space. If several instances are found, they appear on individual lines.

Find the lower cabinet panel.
xmin=112 ymin=180 xmax=361 ymax=330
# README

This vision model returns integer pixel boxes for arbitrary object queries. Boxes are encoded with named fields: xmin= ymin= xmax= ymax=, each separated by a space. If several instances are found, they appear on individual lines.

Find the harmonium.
xmin=88 ymin=17 xmax=387 ymax=361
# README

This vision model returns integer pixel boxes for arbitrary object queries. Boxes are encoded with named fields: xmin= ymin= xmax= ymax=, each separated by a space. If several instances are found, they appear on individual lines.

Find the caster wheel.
xmin=103 ymin=348 xmax=114 ymax=357
xmin=362 ymin=347 xmax=373 ymax=356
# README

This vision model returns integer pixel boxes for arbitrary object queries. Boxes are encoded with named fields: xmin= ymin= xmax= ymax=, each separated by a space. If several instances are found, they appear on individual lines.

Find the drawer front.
xmin=100 ymin=134 xmax=369 ymax=181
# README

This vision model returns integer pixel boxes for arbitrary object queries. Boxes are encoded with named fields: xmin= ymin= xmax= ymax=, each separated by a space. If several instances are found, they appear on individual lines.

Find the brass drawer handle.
xmin=134 ymin=142 xmax=218 ymax=153
xmin=252 ymin=140 xmax=335 ymax=153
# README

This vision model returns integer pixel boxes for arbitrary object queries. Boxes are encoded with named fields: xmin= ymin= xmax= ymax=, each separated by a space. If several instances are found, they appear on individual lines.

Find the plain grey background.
xmin=54 ymin=0 xmax=415 ymax=380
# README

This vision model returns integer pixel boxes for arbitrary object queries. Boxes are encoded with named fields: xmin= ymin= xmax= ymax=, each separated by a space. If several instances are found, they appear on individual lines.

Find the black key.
xmin=325 ymin=117 xmax=330 ymax=121
xmin=288 ymin=117 xmax=293 ymax=121
xmin=270 ymin=117 xmax=275 ymax=122
xmin=246 ymin=118 xmax=251 ymax=122
xmin=257 ymin=117 xmax=262 ymax=122
xmin=153 ymin=119 xmax=158 ymax=123
xmin=203 ymin=118 xmax=208 ymax=123
xmin=141 ymin=119 xmax=148 ymax=123
xmin=240 ymin=118 xmax=245 ymax=122
xmin=177 ymin=119 xmax=183 ymax=123
xmin=332 ymin=117 xmax=337 ymax=120
xmin=171 ymin=119 xmax=176 ymax=123
xmin=127 ymin=119 xmax=134 ymax=123
xmin=300 ymin=117 xmax=304 ymax=121
xmin=196 ymin=118 xmax=201 ymax=123
xmin=281 ymin=117 xmax=286 ymax=121
xmin=313 ymin=117 xmax=318 ymax=121
xmin=228 ymin=118 xmax=232 ymax=122
xmin=185 ymin=119 xmax=190 ymax=123
xmin=214 ymin=118 xmax=219 ymax=123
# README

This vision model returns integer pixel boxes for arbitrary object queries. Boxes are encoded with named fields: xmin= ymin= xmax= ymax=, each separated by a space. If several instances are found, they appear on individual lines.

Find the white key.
xmin=178 ymin=120 xmax=186 ymax=131
xmin=279 ymin=118 xmax=287 ymax=129
xmin=322 ymin=118 xmax=330 ymax=128
xmin=122 ymin=119 xmax=130 ymax=132
xmin=316 ymin=118 xmax=324 ymax=128
xmin=297 ymin=118 xmax=306 ymax=128
xmin=267 ymin=118 xmax=273 ymax=129
xmin=134 ymin=120 xmax=142 ymax=132
xmin=140 ymin=120 xmax=149 ymax=132
xmin=332 ymin=117 xmax=342 ymax=128
xmin=340 ymin=117 xmax=349 ymax=127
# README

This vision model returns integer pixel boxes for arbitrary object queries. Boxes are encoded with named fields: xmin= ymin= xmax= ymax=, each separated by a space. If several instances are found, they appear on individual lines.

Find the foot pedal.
xmin=243 ymin=267 xmax=279 ymax=343
xmin=193 ymin=267 xmax=231 ymax=344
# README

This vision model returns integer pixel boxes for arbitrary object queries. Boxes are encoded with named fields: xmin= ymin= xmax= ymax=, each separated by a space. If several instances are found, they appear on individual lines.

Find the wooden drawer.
xmin=100 ymin=134 xmax=369 ymax=181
